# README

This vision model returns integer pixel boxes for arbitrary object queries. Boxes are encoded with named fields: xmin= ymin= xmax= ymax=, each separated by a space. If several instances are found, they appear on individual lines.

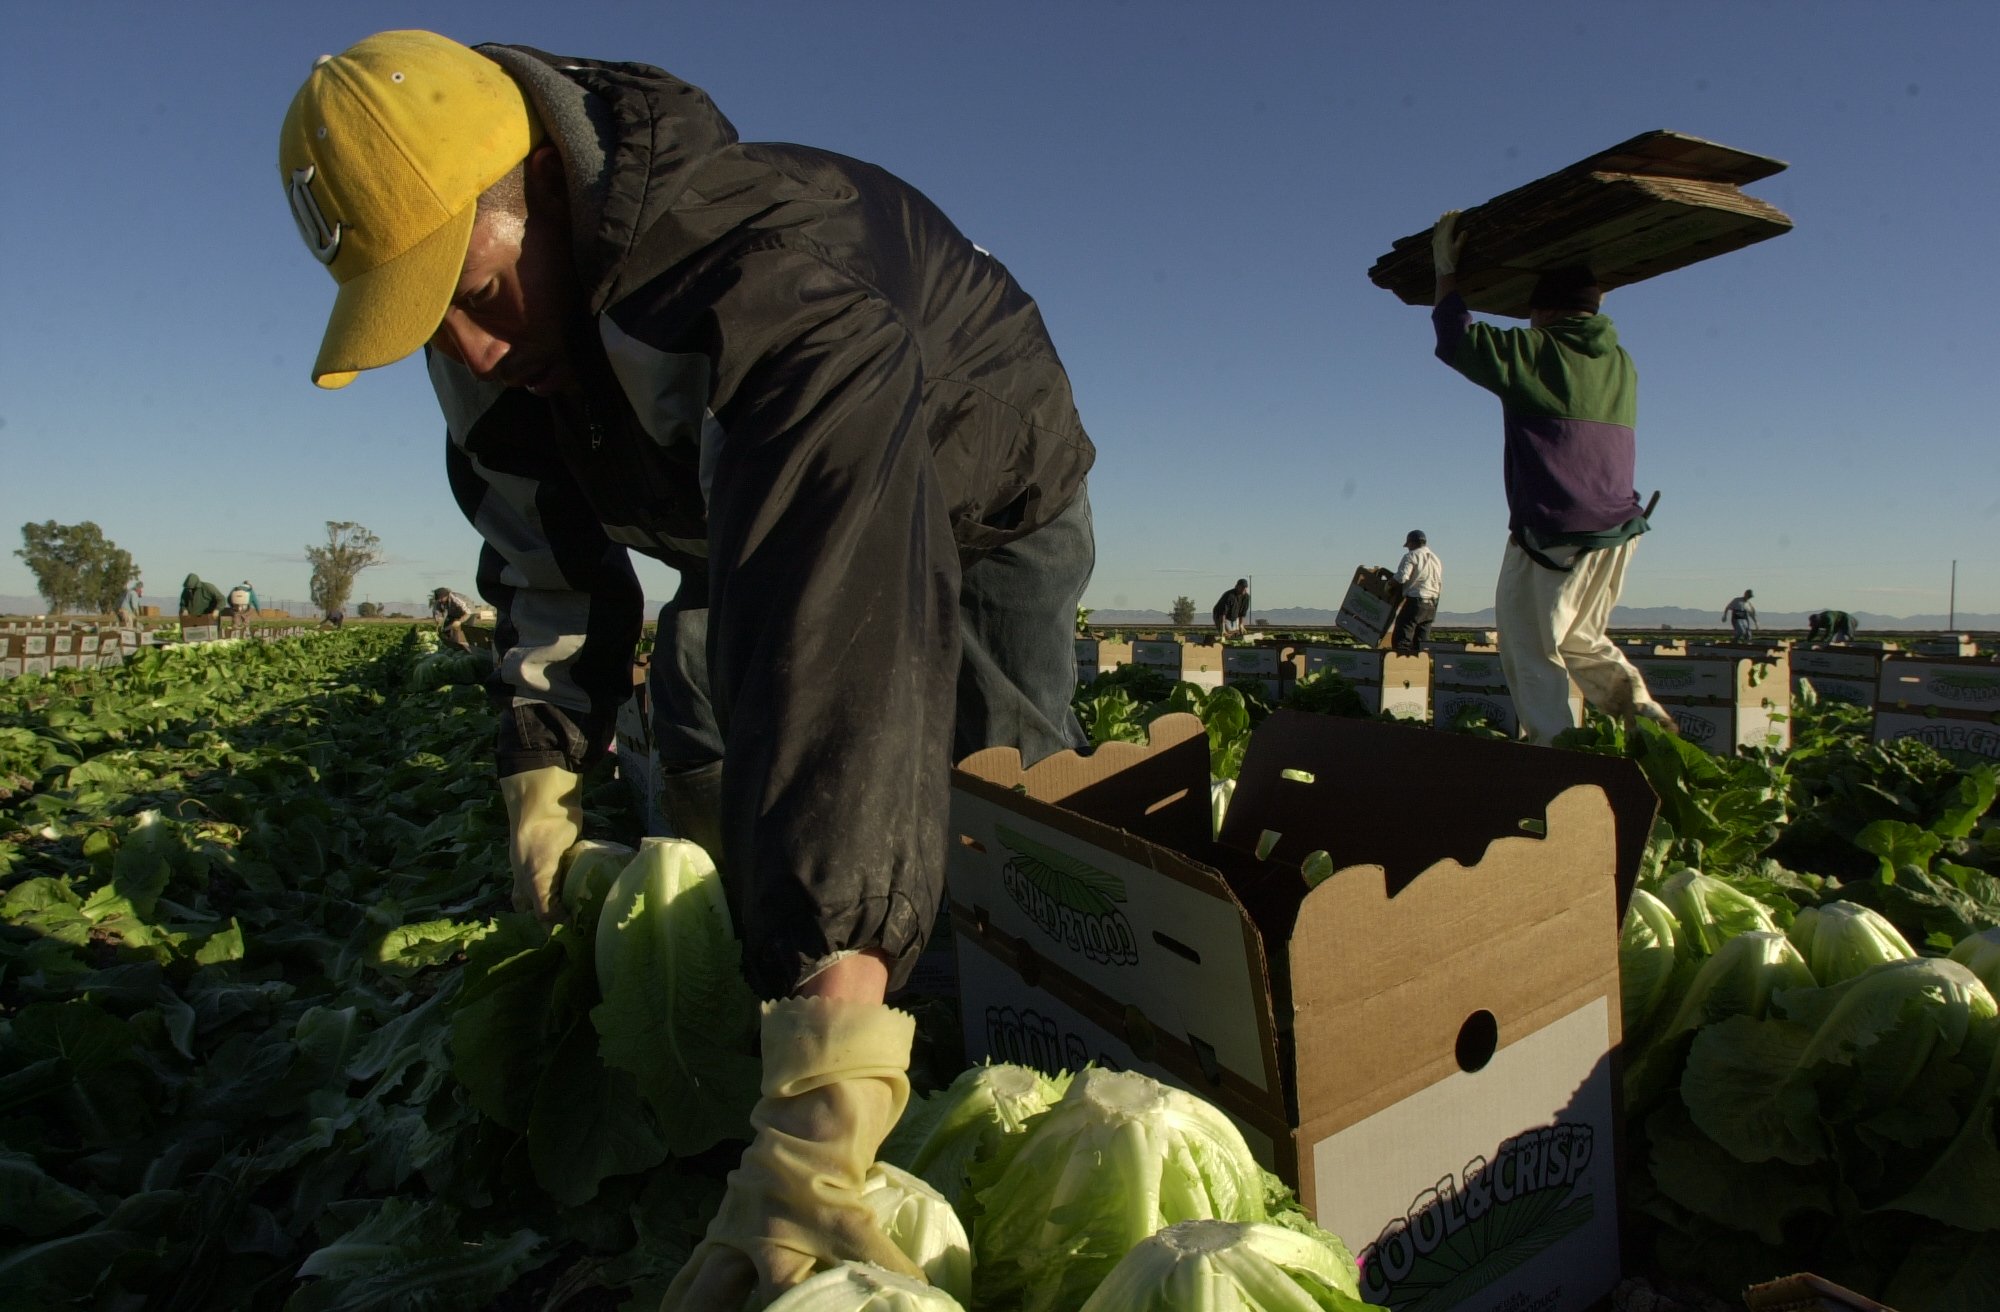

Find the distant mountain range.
xmin=1088 ymin=605 xmax=2000 ymax=632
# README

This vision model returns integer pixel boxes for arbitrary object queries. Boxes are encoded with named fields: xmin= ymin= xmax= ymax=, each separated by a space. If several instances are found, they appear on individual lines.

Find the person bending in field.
xmin=1807 ymin=609 xmax=1856 ymax=644
xmin=1213 ymin=579 xmax=1252 ymax=638
xmin=1425 ymin=210 xmax=1674 ymax=744
xmin=430 ymin=587 xmax=474 ymax=652
xmin=278 ymin=32 xmax=1093 ymax=1311
xmin=179 ymin=573 xmax=223 ymax=620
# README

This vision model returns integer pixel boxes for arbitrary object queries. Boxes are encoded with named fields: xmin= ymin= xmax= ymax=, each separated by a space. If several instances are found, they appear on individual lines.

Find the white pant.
xmin=1496 ymin=536 xmax=1663 ymax=744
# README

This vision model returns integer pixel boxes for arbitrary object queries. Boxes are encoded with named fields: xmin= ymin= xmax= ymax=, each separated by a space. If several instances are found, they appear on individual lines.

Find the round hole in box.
xmin=1455 ymin=1010 xmax=1498 ymax=1073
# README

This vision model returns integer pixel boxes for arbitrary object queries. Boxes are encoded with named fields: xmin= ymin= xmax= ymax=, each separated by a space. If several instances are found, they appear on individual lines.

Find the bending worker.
xmin=179 ymin=573 xmax=223 ymax=619
xmin=1390 ymin=530 xmax=1442 ymax=656
xmin=1213 ymin=578 xmax=1252 ymax=638
xmin=278 ymin=32 xmax=1093 ymax=1310
xmin=430 ymin=587 xmax=474 ymax=652
xmin=1807 ymin=609 xmax=1856 ymax=644
xmin=1426 ymin=211 xmax=1674 ymax=743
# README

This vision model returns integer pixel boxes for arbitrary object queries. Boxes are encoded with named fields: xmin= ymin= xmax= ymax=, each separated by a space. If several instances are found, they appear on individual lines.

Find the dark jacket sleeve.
xmin=433 ymin=358 xmax=644 ymax=778
xmin=699 ymin=257 xmax=960 ymax=998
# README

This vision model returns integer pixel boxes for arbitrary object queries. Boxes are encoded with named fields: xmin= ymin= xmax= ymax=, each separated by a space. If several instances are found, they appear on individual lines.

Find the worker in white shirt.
xmin=1390 ymin=530 xmax=1443 ymax=656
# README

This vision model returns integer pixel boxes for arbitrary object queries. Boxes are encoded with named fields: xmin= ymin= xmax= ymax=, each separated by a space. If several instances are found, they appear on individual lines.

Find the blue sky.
xmin=2 ymin=1 xmax=1994 ymax=618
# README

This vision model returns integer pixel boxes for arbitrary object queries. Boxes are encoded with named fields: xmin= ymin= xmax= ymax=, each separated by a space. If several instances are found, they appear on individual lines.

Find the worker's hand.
xmin=662 ymin=998 xmax=923 ymax=1311
xmin=1431 ymin=210 xmax=1466 ymax=275
xmin=500 ymin=766 xmax=582 ymax=919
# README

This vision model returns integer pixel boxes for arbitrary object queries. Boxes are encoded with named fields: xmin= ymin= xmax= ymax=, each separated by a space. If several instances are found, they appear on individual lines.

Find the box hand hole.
xmin=1150 ymin=930 xmax=1202 ymax=965
xmin=1456 ymin=1010 xmax=1499 ymax=1073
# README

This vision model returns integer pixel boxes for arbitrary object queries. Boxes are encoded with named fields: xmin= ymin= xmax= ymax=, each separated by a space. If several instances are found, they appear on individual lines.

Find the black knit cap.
xmin=1530 ymin=267 xmax=1602 ymax=314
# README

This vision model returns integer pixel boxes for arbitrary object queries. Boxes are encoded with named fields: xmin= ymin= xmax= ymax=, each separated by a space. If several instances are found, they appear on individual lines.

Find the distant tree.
xmin=1170 ymin=595 xmax=1197 ymax=625
xmin=356 ymin=601 xmax=383 ymax=619
xmin=305 ymin=521 xmax=384 ymax=618
xmin=15 ymin=520 xmax=138 ymax=614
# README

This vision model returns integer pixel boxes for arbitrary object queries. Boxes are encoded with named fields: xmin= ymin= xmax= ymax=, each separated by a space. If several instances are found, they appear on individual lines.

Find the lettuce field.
xmin=2 ymin=633 xmax=1996 ymax=1310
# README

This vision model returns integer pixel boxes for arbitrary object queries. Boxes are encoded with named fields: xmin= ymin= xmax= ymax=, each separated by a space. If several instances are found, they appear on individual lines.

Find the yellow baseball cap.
xmin=278 ymin=31 xmax=541 ymax=389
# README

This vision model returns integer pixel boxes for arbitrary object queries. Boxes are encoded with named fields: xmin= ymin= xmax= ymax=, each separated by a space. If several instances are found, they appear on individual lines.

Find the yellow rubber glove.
xmin=499 ymin=766 xmax=582 ymax=919
xmin=1432 ymin=209 xmax=1466 ymax=275
xmin=661 ymin=997 xmax=924 ymax=1312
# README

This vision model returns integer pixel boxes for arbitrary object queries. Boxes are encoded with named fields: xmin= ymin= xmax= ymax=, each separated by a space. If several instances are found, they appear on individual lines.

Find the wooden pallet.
xmin=1367 ymin=129 xmax=1792 ymax=318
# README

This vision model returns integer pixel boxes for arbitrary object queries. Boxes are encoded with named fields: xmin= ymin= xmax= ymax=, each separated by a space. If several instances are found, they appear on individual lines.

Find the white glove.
xmin=1431 ymin=209 xmax=1466 ymax=275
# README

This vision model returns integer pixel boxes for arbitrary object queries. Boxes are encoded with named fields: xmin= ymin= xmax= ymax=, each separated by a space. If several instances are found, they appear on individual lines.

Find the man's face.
xmin=430 ymin=178 xmax=580 ymax=395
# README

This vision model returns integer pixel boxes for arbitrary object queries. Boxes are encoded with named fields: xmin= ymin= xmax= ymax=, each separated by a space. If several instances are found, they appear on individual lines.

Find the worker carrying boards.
xmin=1424 ymin=211 xmax=1674 ymax=744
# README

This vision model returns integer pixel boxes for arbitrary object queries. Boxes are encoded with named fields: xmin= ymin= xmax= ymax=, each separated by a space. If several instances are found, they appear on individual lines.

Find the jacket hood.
xmin=1544 ymin=311 xmax=1619 ymax=359
xmin=182 ymin=574 xmax=201 ymax=590
xmin=478 ymin=44 xmax=740 ymax=313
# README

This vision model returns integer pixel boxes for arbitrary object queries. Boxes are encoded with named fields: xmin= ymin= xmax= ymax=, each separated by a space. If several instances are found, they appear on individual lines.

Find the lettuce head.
xmin=1077 ymin=1219 xmax=1378 ymax=1312
xmin=972 ymin=1068 xmax=1267 ymax=1312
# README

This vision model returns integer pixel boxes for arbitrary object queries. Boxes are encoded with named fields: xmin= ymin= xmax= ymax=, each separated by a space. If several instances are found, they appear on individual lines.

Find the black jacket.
xmin=1213 ymin=587 xmax=1250 ymax=624
xmin=435 ymin=45 xmax=1094 ymax=990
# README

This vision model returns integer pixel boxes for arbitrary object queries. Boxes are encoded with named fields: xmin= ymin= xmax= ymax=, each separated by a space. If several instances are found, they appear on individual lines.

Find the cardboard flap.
xmin=1288 ymin=784 xmax=1624 ymax=1132
xmin=1221 ymin=712 xmax=1656 ymax=907
xmin=958 ymin=713 xmax=1212 ymax=853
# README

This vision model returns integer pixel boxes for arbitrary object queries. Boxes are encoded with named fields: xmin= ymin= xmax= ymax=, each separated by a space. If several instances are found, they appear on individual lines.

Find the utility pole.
xmin=1949 ymin=559 xmax=1956 ymax=631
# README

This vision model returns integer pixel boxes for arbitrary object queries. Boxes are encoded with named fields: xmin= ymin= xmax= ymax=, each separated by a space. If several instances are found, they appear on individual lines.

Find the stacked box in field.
xmin=1333 ymin=567 xmax=1400 ymax=648
xmin=179 ymin=614 xmax=222 ymax=643
xmin=1075 ymin=638 xmax=1133 ymax=685
xmin=1132 ymin=637 xmax=1224 ymax=689
xmin=1302 ymin=647 xmax=1432 ymax=720
xmin=1872 ymin=655 xmax=2000 ymax=767
xmin=1630 ymin=649 xmax=1789 ymax=754
xmin=949 ymin=713 xmax=1657 ymax=1312
xmin=1428 ymin=646 xmax=1582 ymax=737
xmin=1791 ymin=644 xmax=1893 ymax=708
xmin=1221 ymin=644 xmax=1302 ymax=703
xmin=1912 ymin=636 xmax=1981 ymax=658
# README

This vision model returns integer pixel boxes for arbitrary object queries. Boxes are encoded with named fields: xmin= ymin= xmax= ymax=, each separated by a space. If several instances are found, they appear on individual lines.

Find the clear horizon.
xmin=3 ymin=2 xmax=1994 ymax=622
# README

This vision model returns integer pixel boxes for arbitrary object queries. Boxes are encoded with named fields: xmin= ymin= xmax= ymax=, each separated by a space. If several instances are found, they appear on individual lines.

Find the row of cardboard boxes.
xmin=1080 ymin=636 xmax=2000 ymax=766
xmin=602 ymin=639 xmax=1985 ymax=1310
xmin=0 ymin=618 xmax=319 ymax=679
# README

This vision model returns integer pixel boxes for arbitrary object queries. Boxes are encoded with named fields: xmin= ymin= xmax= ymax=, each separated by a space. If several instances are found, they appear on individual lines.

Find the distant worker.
xmin=1213 ymin=579 xmax=1252 ymax=639
xmin=324 ymin=607 xmax=347 ymax=628
xmin=1722 ymin=589 xmax=1757 ymax=642
xmin=432 ymin=588 xmax=475 ymax=651
xmin=1806 ymin=609 xmax=1856 ymax=644
xmin=1426 ymin=211 xmax=1674 ymax=744
xmin=116 ymin=579 xmax=144 ymax=628
xmin=225 ymin=580 xmax=259 ymax=637
xmin=179 ymin=573 xmax=223 ymax=619
xmin=1390 ymin=531 xmax=1442 ymax=656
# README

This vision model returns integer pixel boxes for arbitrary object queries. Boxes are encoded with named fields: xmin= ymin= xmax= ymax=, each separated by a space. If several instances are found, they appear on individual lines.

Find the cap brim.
xmin=311 ymin=203 xmax=478 ymax=390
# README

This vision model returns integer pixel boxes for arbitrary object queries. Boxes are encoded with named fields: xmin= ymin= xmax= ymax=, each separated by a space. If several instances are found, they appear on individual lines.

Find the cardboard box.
xmin=1076 ymin=638 xmax=1133 ymax=685
xmin=0 ymin=657 xmax=22 ymax=680
xmin=1334 ymin=568 xmax=1399 ymax=648
xmin=1132 ymin=638 xmax=1224 ymax=689
xmin=1629 ymin=649 xmax=1790 ymax=754
xmin=1912 ymin=636 xmax=1981 ymax=658
xmin=1430 ymin=646 xmax=1508 ymax=690
xmin=1303 ymin=648 xmax=1432 ymax=721
xmin=1222 ymin=644 xmax=1302 ymax=703
xmin=1875 ymin=654 xmax=2000 ymax=714
xmin=1798 ymin=675 xmax=1876 ymax=708
xmin=1870 ymin=655 xmax=2000 ymax=768
xmin=949 ymin=712 xmax=1657 ymax=1312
